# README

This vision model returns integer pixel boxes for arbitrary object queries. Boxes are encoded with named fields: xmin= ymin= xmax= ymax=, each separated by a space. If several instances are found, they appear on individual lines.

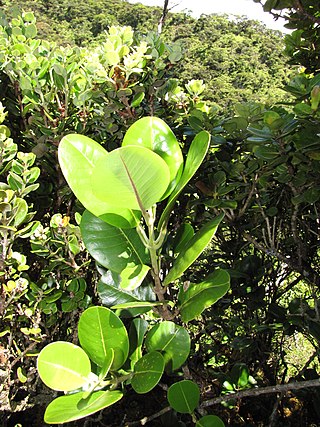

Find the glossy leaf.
xmin=37 ymin=341 xmax=91 ymax=391
xmin=80 ymin=210 xmax=149 ymax=273
xmin=99 ymin=348 xmax=114 ymax=380
xmin=167 ymin=380 xmax=200 ymax=414
xmin=179 ymin=269 xmax=230 ymax=323
xmin=131 ymin=351 xmax=165 ymax=394
xmin=119 ymin=264 xmax=150 ymax=291
xmin=164 ymin=213 xmax=224 ymax=286
xmin=44 ymin=390 xmax=123 ymax=424
xmin=196 ymin=415 xmax=225 ymax=427
xmin=91 ymin=145 xmax=170 ymax=210
xmin=78 ymin=307 xmax=129 ymax=370
xmin=159 ymin=131 xmax=210 ymax=229
xmin=58 ymin=134 xmax=139 ymax=228
xmin=145 ymin=321 xmax=190 ymax=371
xmin=97 ymin=268 xmax=156 ymax=317
xmin=122 ymin=116 xmax=183 ymax=197
xmin=128 ymin=318 xmax=148 ymax=365
xmin=173 ymin=223 xmax=194 ymax=254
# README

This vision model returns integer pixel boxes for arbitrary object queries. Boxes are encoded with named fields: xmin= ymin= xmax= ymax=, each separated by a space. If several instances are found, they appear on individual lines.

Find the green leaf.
xmin=159 ymin=131 xmax=210 ymax=229
xmin=98 ymin=348 xmax=114 ymax=380
xmin=179 ymin=269 xmax=230 ymax=323
xmin=80 ymin=210 xmax=150 ymax=273
xmin=173 ymin=223 xmax=194 ymax=254
xmin=37 ymin=342 xmax=91 ymax=391
xmin=164 ymin=214 xmax=224 ymax=286
xmin=128 ymin=318 xmax=148 ymax=365
xmin=58 ymin=134 xmax=139 ymax=229
xmin=91 ymin=145 xmax=170 ymax=210
xmin=78 ymin=307 xmax=129 ymax=370
xmin=145 ymin=321 xmax=190 ymax=371
xmin=131 ymin=351 xmax=165 ymax=394
xmin=44 ymin=390 xmax=123 ymax=424
xmin=253 ymin=145 xmax=279 ymax=160
xmin=122 ymin=117 xmax=183 ymax=198
xmin=111 ymin=301 xmax=163 ymax=309
xmin=97 ymin=269 xmax=156 ymax=317
xmin=119 ymin=264 xmax=150 ymax=291
xmin=196 ymin=415 xmax=225 ymax=427
xmin=13 ymin=198 xmax=28 ymax=226
xmin=167 ymin=380 xmax=200 ymax=414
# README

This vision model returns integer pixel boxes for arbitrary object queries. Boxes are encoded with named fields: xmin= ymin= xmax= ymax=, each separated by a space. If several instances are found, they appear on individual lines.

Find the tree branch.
xmin=200 ymin=379 xmax=320 ymax=408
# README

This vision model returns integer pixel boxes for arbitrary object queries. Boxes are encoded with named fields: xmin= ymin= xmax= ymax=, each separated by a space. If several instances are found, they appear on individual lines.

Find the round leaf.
xmin=122 ymin=117 xmax=183 ymax=197
xmin=59 ymin=134 xmax=139 ymax=228
xmin=131 ymin=351 xmax=165 ymax=394
xmin=44 ymin=390 xmax=123 ymax=424
xmin=196 ymin=415 xmax=225 ymax=427
xmin=145 ymin=321 xmax=190 ymax=371
xmin=78 ymin=306 xmax=129 ymax=370
xmin=91 ymin=145 xmax=170 ymax=210
xmin=167 ymin=380 xmax=200 ymax=414
xmin=37 ymin=342 xmax=91 ymax=391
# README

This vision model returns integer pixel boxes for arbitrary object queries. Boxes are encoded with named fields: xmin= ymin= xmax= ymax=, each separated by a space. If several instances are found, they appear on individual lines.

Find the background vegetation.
xmin=0 ymin=0 xmax=319 ymax=425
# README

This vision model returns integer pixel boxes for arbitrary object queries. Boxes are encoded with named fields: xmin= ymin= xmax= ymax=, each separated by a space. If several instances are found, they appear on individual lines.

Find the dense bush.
xmin=0 ymin=2 xmax=319 ymax=426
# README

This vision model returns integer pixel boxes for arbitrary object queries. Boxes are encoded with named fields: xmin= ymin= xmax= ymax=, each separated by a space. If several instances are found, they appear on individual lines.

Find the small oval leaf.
xmin=78 ymin=307 xmax=129 ymax=370
xmin=131 ymin=351 xmax=165 ymax=394
xmin=37 ymin=342 xmax=91 ymax=391
xmin=145 ymin=321 xmax=190 ymax=371
xmin=167 ymin=380 xmax=200 ymax=414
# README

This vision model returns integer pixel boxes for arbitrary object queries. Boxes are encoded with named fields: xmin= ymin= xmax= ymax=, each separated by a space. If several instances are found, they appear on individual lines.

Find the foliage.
xmin=257 ymin=0 xmax=320 ymax=73
xmin=0 ymin=1 xmax=293 ymax=109
xmin=0 ymin=1 xmax=319 ymax=426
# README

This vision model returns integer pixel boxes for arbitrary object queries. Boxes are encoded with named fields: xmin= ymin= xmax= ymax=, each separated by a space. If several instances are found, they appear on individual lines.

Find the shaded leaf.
xmin=167 ymin=380 xmax=200 ymax=414
xmin=131 ymin=351 xmax=165 ymax=393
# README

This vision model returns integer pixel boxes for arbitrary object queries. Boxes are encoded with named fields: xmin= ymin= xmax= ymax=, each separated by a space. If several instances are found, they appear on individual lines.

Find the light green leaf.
xmin=44 ymin=390 xmax=123 ymax=424
xmin=37 ymin=342 xmax=91 ymax=391
xmin=58 ymin=134 xmax=139 ymax=228
xmin=164 ymin=213 xmax=224 ymax=286
xmin=92 ymin=145 xmax=170 ymax=210
xmin=145 ymin=321 xmax=190 ymax=371
xmin=111 ymin=301 xmax=163 ymax=309
xmin=99 ymin=348 xmax=114 ymax=380
xmin=78 ymin=307 xmax=129 ymax=370
xmin=80 ymin=210 xmax=150 ymax=273
xmin=131 ymin=351 xmax=165 ymax=394
xmin=159 ymin=131 xmax=210 ymax=229
xmin=119 ymin=264 xmax=150 ymax=291
xmin=196 ymin=415 xmax=225 ymax=427
xmin=167 ymin=380 xmax=200 ymax=414
xmin=122 ymin=117 xmax=183 ymax=197
xmin=13 ymin=198 xmax=28 ymax=226
xmin=179 ymin=269 xmax=230 ymax=323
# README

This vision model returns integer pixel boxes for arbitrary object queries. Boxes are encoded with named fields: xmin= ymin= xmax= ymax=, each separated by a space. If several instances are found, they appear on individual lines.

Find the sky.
xmin=127 ymin=0 xmax=288 ymax=32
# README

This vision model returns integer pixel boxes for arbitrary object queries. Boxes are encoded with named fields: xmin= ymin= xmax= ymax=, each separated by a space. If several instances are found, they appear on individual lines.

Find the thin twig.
xmin=200 ymin=379 xmax=320 ymax=408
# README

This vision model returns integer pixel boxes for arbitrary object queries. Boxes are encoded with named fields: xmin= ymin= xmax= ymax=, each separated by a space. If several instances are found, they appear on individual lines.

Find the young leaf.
xmin=131 ymin=351 xmax=165 ymax=394
xmin=119 ymin=264 xmax=150 ymax=291
xmin=91 ymin=145 xmax=170 ymax=210
xmin=159 ymin=131 xmax=211 ymax=229
xmin=78 ymin=307 xmax=129 ymax=370
xmin=163 ymin=213 xmax=224 ymax=286
xmin=58 ymin=134 xmax=139 ymax=229
xmin=167 ymin=380 xmax=200 ymax=414
xmin=196 ymin=415 xmax=225 ymax=427
xmin=37 ymin=341 xmax=91 ymax=391
xmin=122 ymin=116 xmax=183 ymax=197
xmin=178 ymin=269 xmax=230 ymax=323
xmin=99 ymin=348 xmax=114 ymax=380
xmin=80 ymin=210 xmax=150 ymax=274
xmin=44 ymin=390 xmax=123 ymax=424
xmin=145 ymin=321 xmax=190 ymax=371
